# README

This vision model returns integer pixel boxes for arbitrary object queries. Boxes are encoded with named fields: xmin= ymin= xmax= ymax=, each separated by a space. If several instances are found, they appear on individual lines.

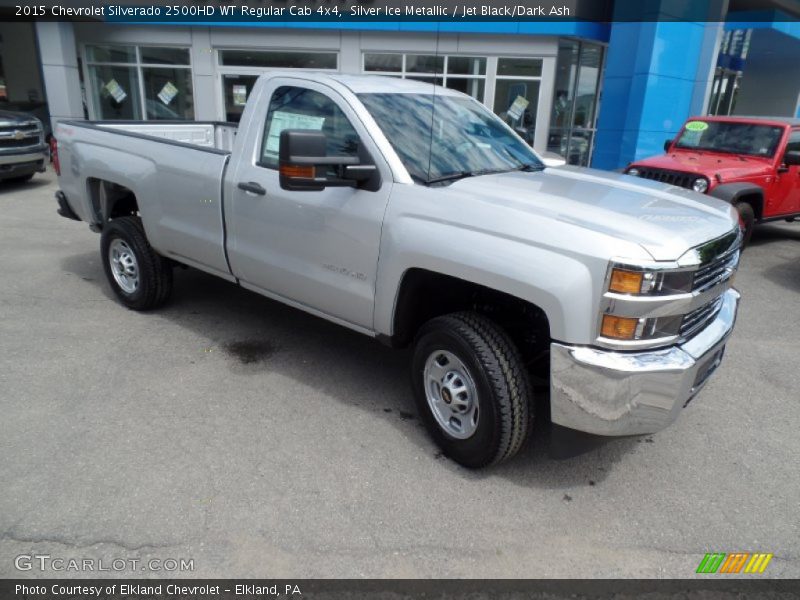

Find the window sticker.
xmin=232 ymin=85 xmax=248 ymax=106
xmin=685 ymin=121 xmax=709 ymax=132
xmin=104 ymin=79 xmax=127 ymax=103
xmin=507 ymin=95 xmax=529 ymax=121
xmin=264 ymin=111 xmax=326 ymax=154
xmin=157 ymin=82 xmax=179 ymax=105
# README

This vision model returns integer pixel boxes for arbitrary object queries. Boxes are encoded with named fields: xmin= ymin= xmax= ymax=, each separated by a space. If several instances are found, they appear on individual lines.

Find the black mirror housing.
xmin=664 ymin=139 xmax=673 ymax=152
xmin=279 ymin=130 xmax=327 ymax=191
xmin=278 ymin=129 xmax=374 ymax=191
xmin=784 ymin=150 xmax=800 ymax=167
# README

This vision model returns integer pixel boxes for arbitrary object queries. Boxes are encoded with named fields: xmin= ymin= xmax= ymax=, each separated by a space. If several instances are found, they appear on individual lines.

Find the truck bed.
xmin=56 ymin=119 xmax=234 ymax=280
xmin=97 ymin=121 xmax=238 ymax=152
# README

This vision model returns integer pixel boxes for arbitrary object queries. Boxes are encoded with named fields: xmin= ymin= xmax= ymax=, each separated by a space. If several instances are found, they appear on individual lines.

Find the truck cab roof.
xmin=686 ymin=115 xmax=800 ymax=128
xmin=262 ymin=71 xmax=466 ymax=96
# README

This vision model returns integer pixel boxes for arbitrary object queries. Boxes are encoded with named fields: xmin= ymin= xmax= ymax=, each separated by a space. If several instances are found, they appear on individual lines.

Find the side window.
xmin=259 ymin=86 xmax=360 ymax=169
xmin=786 ymin=130 xmax=800 ymax=154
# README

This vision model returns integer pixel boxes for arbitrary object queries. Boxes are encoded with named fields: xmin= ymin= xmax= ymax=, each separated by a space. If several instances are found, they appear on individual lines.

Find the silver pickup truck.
xmin=54 ymin=73 xmax=741 ymax=468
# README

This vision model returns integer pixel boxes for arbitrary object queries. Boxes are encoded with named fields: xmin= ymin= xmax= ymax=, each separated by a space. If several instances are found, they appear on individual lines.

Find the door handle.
xmin=237 ymin=181 xmax=266 ymax=196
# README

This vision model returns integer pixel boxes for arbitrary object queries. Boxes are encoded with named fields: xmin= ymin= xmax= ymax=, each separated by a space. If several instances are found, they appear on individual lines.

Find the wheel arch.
xmin=383 ymin=269 xmax=553 ymax=389
xmin=86 ymin=177 xmax=140 ymax=224
xmin=710 ymin=182 xmax=765 ymax=220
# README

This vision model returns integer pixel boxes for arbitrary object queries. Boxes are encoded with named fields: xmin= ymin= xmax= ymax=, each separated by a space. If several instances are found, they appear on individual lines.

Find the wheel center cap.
xmin=441 ymin=388 xmax=452 ymax=404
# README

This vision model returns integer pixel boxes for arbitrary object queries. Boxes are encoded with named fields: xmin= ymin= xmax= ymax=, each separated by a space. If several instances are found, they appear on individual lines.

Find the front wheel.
xmin=734 ymin=201 xmax=755 ymax=248
xmin=411 ymin=312 xmax=533 ymax=468
xmin=100 ymin=216 xmax=173 ymax=310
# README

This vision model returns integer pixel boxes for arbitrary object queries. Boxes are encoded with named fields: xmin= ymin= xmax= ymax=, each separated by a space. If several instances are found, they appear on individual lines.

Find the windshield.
xmin=675 ymin=120 xmax=784 ymax=157
xmin=358 ymin=92 xmax=543 ymax=183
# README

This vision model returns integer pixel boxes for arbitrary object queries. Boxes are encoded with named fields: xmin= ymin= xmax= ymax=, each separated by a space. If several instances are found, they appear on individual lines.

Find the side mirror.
xmin=279 ymin=129 xmax=376 ymax=191
xmin=783 ymin=150 xmax=800 ymax=167
xmin=664 ymin=139 xmax=673 ymax=152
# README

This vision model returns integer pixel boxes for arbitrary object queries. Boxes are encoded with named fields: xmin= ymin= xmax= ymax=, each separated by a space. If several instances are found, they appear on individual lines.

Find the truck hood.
xmin=448 ymin=166 xmax=738 ymax=261
xmin=632 ymin=150 xmax=774 ymax=183
xmin=0 ymin=109 xmax=38 ymax=127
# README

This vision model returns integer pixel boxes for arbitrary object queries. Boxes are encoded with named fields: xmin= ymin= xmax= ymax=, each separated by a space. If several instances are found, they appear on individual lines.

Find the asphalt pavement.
xmin=1 ymin=169 xmax=798 ymax=578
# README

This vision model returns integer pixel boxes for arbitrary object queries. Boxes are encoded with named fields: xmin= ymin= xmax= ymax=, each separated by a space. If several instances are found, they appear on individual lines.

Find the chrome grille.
xmin=0 ymin=122 xmax=39 ymax=134
xmin=0 ymin=136 xmax=40 ymax=149
xmin=680 ymin=296 xmax=723 ymax=339
xmin=693 ymin=247 xmax=739 ymax=293
xmin=634 ymin=167 xmax=694 ymax=189
xmin=0 ymin=122 xmax=41 ymax=150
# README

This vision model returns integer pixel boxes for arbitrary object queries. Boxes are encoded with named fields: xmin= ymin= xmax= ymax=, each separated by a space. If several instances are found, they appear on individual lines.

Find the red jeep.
xmin=625 ymin=116 xmax=800 ymax=245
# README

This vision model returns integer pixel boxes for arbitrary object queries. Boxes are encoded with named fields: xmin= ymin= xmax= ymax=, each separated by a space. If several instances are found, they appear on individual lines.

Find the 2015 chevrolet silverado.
xmin=53 ymin=73 xmax=741 ymax=467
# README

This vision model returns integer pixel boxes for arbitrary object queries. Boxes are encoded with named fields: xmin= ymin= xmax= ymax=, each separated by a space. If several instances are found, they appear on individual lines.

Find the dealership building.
xmin=2 ymin=0 xmax=799 ymax=169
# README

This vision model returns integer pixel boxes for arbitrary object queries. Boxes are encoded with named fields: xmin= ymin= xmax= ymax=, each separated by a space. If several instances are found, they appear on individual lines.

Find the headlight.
xmin=601 ymin=263 xmax=694 ymax=343
xmin=692 ymin=177 xmax=709 ymax=193
xmin=600 ymin=313 xmax=683 ymax=341
xmin=608 ymin=266 xmax=693 ymax=296
xmin=627 ymin=168 xmax=640 ymax=177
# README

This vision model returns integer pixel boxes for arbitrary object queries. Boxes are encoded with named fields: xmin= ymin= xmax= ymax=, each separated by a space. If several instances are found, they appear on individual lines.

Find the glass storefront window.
xmin=143 ymin=68 xmax=193 ymax=120
xmin=447 ymin=56 xmax=486 ymax=76
xmin=364 ymin=53 xmax=402 ymax=72
xmin=493 ymin=79 xmax=541 ymax=147
xmin=362 ymin=53 xmax=487 ymax=102
xmin=86 ymin=45 xmax=136 ymax=64
xmin=547 ymin=40 xmax=604 ymax=166
xmin=405 ymin=55 xmax=444 ymax=74
xmin=497 ymin=57 xmax=542 ymax=77
xmin=222 ymin=74 xmax=258 ymax=122
xmin=219 ymin=50 xmax=337 ymax=70
xmin=140 ymin=47 xmax=190 ymax=66
xmin=88 ymin=65 xmax=142 ymax=120
xmin=86 ymin=45 xmax=193 ymax=121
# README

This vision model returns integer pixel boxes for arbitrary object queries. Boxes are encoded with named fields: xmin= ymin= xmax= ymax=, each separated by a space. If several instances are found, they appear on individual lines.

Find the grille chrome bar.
xmin=681 ymin=296 xmax=723 ymax=339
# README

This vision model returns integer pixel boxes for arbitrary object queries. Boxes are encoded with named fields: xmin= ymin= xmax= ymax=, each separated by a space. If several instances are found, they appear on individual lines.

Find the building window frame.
xmin=362 ymin=52 xmax=490 ymax=105
xmin=83 ymin=44 xmax=194 ymax=121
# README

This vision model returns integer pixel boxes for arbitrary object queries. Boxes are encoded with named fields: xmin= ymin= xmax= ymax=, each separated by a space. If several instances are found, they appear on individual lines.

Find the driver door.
xmin=224 ymin=80 xmax=392 ymax=331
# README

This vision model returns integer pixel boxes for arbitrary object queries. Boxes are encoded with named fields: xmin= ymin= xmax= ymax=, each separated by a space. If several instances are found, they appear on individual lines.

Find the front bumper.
xmin=550 ymin=288 xmax=739 ymax=436
xmin=0 ymin=147 xmax=48 ymax=178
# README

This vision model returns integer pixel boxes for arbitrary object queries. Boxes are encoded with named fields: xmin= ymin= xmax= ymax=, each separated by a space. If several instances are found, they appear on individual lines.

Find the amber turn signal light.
xmin=601 ymin=315 xmax=640 ymax=340
xmin=609 ymin=268 xmax=643 ymax=294
xmin=280 ymin=164 xmax=315 ymax=179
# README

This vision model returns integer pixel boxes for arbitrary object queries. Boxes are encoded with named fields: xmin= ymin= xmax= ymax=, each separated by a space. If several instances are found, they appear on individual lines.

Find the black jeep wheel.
xmin=734 ymin=201 xmax=755 ymax=248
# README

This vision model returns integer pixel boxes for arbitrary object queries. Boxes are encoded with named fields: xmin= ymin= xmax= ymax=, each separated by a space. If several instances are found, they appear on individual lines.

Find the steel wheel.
xmin=108 ymin=238 xmax=139 ymax=294
xmin=423 ymin=350 xmax=480 ymax=439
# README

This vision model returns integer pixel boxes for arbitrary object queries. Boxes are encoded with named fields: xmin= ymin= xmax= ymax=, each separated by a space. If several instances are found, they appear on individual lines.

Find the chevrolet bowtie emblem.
xmin=13 ymin=130 xmax=24 ymax=140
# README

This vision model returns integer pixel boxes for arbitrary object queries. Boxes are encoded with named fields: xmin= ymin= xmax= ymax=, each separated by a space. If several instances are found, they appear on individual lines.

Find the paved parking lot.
xmin=1 ymin=170 xmax=799 ymax=579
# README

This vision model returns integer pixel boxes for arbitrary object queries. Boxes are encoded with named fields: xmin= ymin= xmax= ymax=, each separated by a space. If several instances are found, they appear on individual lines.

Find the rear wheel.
xmin=411 ymin=312 xmax=533 ymax=468
xmin=734 ymin=201 xmax=755 ymax=247
xmin=100 ymin=216 xmax=172 ymax=310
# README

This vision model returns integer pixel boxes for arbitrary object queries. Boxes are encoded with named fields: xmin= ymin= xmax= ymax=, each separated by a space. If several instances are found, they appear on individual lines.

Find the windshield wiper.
xmin=425 ymin=170 xmax=479 ymax=185
xmin=515 ymin=163 xmax=545 ymax=172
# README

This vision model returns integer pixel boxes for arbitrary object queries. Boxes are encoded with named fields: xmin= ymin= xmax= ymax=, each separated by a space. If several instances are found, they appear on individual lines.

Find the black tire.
xmin=100 ymin=216 xmax=173 ymax=310
xmin=411 ymin=312 xmax=533 ymax=468
xmin=734 ymin=201 xmax=755 ymax=248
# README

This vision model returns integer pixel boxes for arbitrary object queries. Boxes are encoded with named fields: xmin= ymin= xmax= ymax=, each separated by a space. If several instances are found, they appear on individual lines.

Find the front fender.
xmin=373 ymin=215 xmax=607 ymax=344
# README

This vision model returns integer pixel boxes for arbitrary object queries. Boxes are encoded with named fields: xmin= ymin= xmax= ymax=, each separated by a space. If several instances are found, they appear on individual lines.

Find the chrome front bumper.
xmin=550 ymin=288 xmax=740 ymax=436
